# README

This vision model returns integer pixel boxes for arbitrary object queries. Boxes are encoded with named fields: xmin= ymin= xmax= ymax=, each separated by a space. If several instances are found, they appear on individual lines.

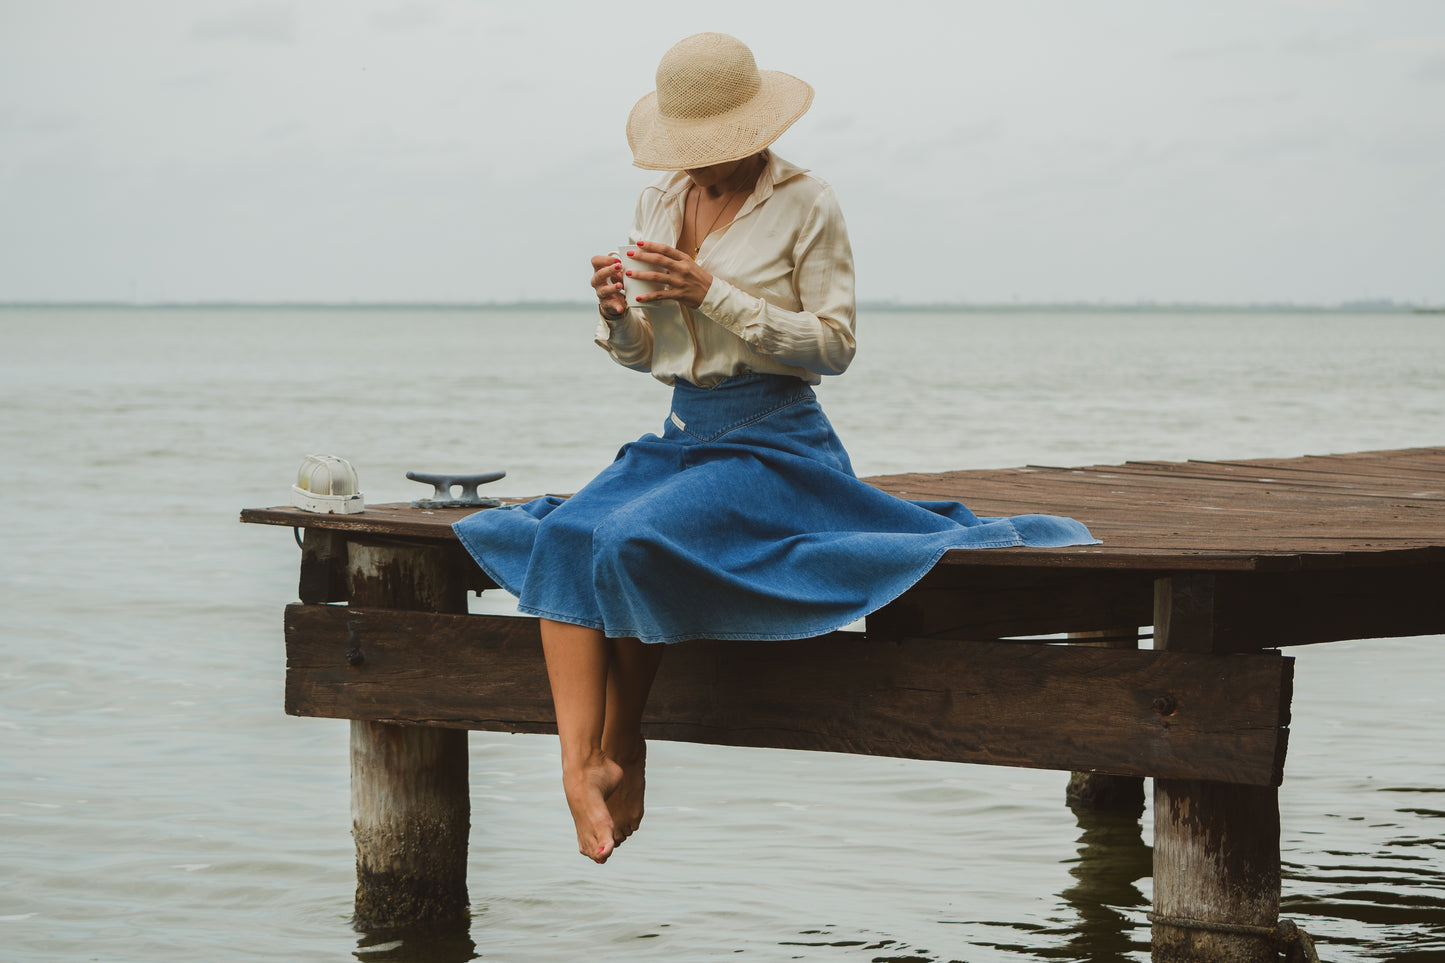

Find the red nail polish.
xmin=637 ymin=241 xmax=646 ymax=247
xmin=625 ymin=270 xmax=633 ymax=276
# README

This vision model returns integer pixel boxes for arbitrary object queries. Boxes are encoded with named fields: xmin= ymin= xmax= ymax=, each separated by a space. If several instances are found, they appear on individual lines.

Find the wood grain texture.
xmin=242 ymin=446 xmax=1445 ymax=573
xmin=1152 ymin=779 xmax=1281 ymax=962
xmin=285 ymin=605 xmax=1293 ymax=786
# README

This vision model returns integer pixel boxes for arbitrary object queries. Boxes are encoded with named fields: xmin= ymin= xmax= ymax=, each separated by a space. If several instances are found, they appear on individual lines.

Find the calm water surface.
xmin=1 ymin=306 xmax=1442 ymax=961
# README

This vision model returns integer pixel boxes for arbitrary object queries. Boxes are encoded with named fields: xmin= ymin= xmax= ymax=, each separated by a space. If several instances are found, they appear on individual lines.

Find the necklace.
xmin=688 ymin=160 xmax=758 ymax=257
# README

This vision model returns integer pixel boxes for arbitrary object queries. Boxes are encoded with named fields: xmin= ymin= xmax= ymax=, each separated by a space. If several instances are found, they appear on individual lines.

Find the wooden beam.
xmin=285 ymin=605 xmax=1293 ymax=786
xmin=868 ymin=567 xmax=1154 ymax=639
xmin=1156 ymin=565 xmax=1445 ymax=651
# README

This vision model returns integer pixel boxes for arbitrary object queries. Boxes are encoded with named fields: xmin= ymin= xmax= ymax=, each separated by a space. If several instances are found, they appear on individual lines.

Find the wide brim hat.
xmin=627 ymin=33 xmax=814 ymax=171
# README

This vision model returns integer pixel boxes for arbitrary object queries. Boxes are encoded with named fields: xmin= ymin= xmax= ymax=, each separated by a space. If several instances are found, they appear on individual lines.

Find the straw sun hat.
xmin=627 ymin=33 xmax=814 ymax=171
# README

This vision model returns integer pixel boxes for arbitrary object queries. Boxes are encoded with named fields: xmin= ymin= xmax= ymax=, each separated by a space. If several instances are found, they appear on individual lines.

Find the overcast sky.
xmin=2 ymin=0 xmax=1442 ymax=305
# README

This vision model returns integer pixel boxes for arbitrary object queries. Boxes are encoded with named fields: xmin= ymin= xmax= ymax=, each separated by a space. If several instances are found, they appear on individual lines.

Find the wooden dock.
xmin=242 ymin=446 xmax=1445 ymax=961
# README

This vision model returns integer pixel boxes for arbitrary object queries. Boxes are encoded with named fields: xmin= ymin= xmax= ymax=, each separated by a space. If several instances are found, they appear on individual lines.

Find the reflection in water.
xmin=1054 ymin=805 xmax=1153 ymax=962
xmin=786 ymin=805 xmax=1157 ymax=962
xmin=777 ymin=930 xmax=946 ymax=961
xmin=354 ymin=919 xmax=478 ymax=963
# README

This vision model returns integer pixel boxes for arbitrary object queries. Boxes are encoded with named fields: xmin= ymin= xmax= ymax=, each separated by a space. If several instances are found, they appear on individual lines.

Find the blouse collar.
xmin=655 ymin=151 xmax=810 ymax=225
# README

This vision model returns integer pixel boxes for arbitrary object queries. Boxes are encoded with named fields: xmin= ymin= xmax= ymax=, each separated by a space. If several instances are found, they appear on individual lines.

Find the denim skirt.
xmin=453 ymin=374 xmax=1096 ymax=644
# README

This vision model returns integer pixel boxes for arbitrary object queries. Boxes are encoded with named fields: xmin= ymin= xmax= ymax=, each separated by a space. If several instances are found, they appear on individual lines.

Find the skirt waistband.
xmin=669 ymin=375 xmax=814 ymax=440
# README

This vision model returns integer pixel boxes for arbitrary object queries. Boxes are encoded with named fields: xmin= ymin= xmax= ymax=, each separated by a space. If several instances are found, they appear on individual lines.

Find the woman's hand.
xmin=624 ymin=241 xmax=714 ymax=310
xmin=590 ymin=253 xmax=627 ymax=319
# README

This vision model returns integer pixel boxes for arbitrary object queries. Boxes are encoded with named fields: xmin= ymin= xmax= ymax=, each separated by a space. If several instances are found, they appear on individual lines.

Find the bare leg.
xmin=603 ymin=638 xmax=664 ymax=845
xmin=539 ymin=619 xmax=621 ymax=863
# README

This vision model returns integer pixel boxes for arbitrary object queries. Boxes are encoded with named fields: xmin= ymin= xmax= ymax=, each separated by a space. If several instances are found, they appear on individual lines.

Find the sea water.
xmin=1 ymin=306 xmax=1442 ymax=961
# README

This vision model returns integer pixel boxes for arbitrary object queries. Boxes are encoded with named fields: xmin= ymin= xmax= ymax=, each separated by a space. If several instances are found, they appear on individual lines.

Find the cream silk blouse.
xmin=594 ymin=152 xmax=857 ymax=387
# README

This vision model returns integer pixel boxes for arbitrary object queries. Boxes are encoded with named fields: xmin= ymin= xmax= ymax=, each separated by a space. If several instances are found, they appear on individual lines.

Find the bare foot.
xmin=606 ymin=739 xmax=647 ymax=845
xmin=561 ymin=755 xmax=623 ymax=863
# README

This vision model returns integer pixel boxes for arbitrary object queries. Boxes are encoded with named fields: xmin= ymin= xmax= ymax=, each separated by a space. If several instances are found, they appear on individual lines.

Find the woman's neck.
xmin=707 ymin=160 xmax=755 ymax=198
xmin=689 ymin=152 xmax=767 ymax=199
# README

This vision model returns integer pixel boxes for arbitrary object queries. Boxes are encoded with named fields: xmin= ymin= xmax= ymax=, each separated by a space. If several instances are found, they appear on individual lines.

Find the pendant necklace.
xmin=689 ymin=161 xmax=756 ymax=257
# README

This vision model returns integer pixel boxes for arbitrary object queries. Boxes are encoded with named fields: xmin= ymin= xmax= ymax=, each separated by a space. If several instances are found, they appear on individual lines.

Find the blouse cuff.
xmin=594 ymin=307 xmax=654 ymax=370
xmin=699 ymin=276 xmax=747 ymax=336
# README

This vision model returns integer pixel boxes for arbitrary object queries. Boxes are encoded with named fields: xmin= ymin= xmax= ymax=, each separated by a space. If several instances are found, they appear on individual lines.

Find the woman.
xmin=454 ymin=33 xmax=1095 ymax=863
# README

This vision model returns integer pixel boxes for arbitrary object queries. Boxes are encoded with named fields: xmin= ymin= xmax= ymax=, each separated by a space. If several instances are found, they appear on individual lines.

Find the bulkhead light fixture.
xmin=291 ymin=454 xmax=365 ymax=514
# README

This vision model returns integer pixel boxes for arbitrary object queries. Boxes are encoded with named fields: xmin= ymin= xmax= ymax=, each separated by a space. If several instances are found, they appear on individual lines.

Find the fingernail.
xmin=625 ymin=270 xmax=633 ymax=276
xmin=637 ymin=241 xmax=646 ymax=247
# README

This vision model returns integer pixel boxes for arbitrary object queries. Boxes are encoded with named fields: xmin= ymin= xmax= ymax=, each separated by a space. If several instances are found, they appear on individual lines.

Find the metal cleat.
xmin=406 ymin=470 xmax=506 ymax=509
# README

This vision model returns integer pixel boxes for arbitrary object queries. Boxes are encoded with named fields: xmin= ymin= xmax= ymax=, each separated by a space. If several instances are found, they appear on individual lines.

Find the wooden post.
xmin=1151 ymin=574 xmax=1279 ymax=963
xmin=1066 ymin=628 xmax=1146 ymax=815
xmin=346 ymin=539 xmax=471 ymax=930
xmin=299 ymin=529 xmax=348 ymax=604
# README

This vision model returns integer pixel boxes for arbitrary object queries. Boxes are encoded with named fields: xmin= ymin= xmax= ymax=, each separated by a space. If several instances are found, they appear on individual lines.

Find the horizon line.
xmin=0 ymin=298 xmax=1439 ymax=313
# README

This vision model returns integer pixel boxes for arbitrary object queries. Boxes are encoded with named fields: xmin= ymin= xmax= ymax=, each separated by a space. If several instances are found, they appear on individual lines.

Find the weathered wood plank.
xmin=285 ymin=605 xmax=1294 ymax=786
xmin=241 ymin=503 xmax=490 ymax=540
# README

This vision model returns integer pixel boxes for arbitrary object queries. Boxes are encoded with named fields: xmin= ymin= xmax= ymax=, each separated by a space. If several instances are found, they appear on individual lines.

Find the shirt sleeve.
xmin=697 ymin=184 xmax=857 ymax=377
xmin=594 ymin=308 xmax=654 ymax=371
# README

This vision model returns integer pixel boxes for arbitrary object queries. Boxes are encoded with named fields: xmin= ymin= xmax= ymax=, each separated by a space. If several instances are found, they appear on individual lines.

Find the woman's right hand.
xmin=591 ymin=254 xmax=627 ymax=320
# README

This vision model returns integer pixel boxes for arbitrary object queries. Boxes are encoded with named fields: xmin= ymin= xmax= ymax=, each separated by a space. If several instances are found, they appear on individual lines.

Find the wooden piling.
xmin=346 ymin=540 xmax=471 ymax=930
xmin=1151 ymin=575 xmax=1282 ymax=963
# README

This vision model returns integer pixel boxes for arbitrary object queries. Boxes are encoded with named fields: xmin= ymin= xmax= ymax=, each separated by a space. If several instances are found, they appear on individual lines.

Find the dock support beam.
xmin=1151 ymin=575 xmax=1280 ymax=962
xmin=347 ymin=540 xmax=471 ymax=930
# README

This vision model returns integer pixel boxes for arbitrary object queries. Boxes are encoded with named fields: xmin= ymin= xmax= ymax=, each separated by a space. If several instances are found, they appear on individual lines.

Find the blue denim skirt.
xmin=453 ymin=374 xmax=1096 ymax=644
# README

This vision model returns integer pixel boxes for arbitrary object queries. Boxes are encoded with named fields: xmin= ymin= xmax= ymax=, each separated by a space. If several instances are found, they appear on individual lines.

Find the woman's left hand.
xmin=623 ymin=242 xmax=714 ymax=309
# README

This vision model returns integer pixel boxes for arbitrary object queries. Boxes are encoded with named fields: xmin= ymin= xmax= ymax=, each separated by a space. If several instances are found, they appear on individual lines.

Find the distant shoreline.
xmin=1 ymin=299 xmax=1437 ymax=314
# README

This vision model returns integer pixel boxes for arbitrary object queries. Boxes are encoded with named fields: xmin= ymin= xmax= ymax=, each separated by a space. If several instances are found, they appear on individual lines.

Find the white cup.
xmin=617 ymin=241 xmax=665 ymax=308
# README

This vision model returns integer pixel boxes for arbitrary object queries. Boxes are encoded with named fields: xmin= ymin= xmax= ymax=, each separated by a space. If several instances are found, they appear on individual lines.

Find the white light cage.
xmin=291 ymin=454 xmax=365 ymax=514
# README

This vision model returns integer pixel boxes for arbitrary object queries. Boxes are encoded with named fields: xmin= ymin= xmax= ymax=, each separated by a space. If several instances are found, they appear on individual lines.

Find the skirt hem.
xmin=518 ymin=536 xmax=1028 ymax=645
